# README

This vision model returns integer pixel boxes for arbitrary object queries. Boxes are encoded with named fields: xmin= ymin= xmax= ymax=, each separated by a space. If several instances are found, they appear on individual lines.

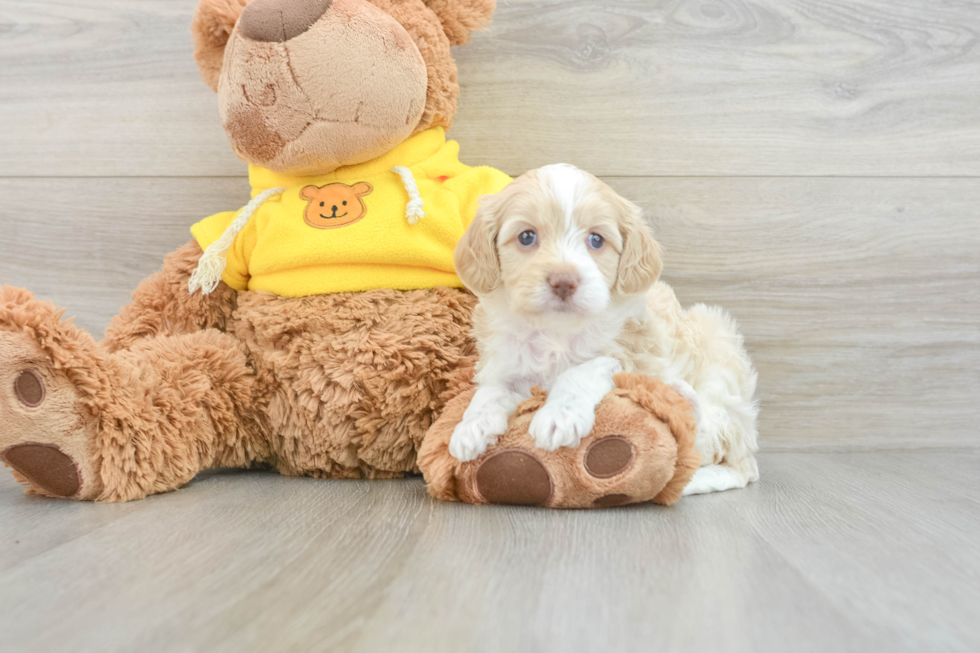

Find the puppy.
xmin=448 ymin=164 xmax=759 ymax=495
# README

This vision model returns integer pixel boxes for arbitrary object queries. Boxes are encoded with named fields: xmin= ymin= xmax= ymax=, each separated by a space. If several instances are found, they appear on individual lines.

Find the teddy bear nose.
xmin=238 ymin=0 xmax=332 ymax=43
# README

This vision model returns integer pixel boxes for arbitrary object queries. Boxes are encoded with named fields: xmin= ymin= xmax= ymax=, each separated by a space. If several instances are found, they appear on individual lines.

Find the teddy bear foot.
xmin=0 ymin=287 xmax=104 ymax=500
xmin=419 ymin=374 xmax=702 ymax=509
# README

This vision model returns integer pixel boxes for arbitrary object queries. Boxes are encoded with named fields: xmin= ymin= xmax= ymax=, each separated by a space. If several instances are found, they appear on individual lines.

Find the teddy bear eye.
xmin=518 ymin=230 xmax=537 ymax=248
xmin=343 ymin=201 xmax=347 ymax=206
xmin=320 ymin=201 xmax=324 ymax=207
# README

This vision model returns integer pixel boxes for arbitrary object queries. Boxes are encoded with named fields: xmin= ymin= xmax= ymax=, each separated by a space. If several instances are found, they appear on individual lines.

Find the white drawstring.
xmin=188 ymin=186 xmax=286 ymax=295
xmin=391 ymin=166 xmax=426 ymax=224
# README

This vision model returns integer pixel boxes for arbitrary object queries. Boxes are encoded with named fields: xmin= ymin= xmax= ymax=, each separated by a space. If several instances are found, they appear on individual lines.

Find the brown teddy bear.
xmin=0 ymin=0 xmax=698 ymax=507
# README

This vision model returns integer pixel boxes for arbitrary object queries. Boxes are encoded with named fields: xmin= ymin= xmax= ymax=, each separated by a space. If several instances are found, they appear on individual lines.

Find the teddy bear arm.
xmin=103 ymin=241 xmax=238 ymax=353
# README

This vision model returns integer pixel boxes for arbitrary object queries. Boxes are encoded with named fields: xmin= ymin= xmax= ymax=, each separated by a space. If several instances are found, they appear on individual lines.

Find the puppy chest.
xmin=505 ymin=333 xmax=608 ymax=390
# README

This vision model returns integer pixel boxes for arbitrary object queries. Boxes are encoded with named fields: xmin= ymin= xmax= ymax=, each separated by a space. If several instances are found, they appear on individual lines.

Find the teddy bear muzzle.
xmin=238 ymin=0 xmax=333 ymax=43
xmin=218 ymin=0 xmax=430 ymax=177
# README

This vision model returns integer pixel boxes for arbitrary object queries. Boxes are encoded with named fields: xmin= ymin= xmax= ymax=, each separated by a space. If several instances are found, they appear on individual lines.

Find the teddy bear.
xmin=0 ymin=0 xmax=698 ymax=507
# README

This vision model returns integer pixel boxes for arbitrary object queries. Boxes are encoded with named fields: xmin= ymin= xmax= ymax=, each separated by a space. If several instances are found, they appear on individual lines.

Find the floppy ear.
xmin=424 ymin=0 xmax=496 ymax=46
xmin=300 ymin=185 xmax=319 ymax=201
xmin=191 ymin=0 xmax=251 ymax=91
xmin=454 ymin=193 xmax=503 ymax=295
xmin=614 ymin=198 xmax=663 ymax=295
xmin=352 ymin=182 xmax=373 ymax=197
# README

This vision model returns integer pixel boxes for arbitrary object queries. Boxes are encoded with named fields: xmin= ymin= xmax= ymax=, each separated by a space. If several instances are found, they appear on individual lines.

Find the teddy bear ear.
xmin=191 ymin=0 xmax=251 ymax=92
xmin=424 ymin=0 xmax=496 ymax=46
xmin=352 ymin=182 xmax=374 ymax=196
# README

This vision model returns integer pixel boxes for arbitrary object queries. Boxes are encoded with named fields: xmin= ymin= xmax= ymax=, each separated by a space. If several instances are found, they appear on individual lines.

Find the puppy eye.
xmin=518 ymin=230 xmax=537 ymax=248
xmin=588 ymin=233 xmax=605 ymax=250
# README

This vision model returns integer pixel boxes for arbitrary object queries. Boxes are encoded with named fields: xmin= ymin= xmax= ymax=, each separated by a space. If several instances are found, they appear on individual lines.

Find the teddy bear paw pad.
xmin=475 ymin=449 xmax=553 ymax=506
xmin=14 ymin=369 xmax=45 ymax=407
xmin=0 ymin=443 xmax=79 ymax=497
xmin=584 ymin=436 xmax=634 ymax=478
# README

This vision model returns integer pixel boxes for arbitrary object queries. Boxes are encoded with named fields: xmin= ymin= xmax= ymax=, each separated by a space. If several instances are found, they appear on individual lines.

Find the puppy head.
xmin=455 ymin=164 xmax=662 ymax=320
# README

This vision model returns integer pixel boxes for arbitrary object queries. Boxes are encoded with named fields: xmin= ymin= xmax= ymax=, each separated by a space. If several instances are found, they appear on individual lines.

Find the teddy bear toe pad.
xmin=14 ymin=369 xmax=46 ymax=407
xmin=0 ymin=444 xmax=79 ymax=498
xmin=475 ymin=449 xmax=553 ymax=506
xmin=584 ymin=436 xmax=634 ymax=478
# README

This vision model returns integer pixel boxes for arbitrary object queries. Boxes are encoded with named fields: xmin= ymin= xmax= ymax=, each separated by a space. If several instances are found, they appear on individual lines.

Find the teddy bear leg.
xmin=103 ymin=240 xmax=236 ymax=353
xmin=419 ymin=375 xmax=701 ymax=508
xmin=97 ymin=329 xmax=267 ymax=502
xmin=1 ymin=286 xmax=264 ymax=501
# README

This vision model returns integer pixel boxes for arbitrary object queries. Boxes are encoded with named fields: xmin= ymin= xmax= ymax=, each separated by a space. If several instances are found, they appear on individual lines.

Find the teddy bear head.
xmin=191 ymin=0 xmax=495 ymax=176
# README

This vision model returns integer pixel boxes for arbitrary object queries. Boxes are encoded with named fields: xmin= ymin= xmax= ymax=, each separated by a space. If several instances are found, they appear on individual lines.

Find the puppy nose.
xmin=239 ymin=0 xmax=332 ymax=42
xmin=548 ymin=271 xmax=580 ymax=300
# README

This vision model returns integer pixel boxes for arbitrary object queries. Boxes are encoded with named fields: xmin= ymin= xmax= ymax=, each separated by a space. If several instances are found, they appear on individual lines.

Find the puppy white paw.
xmin=529 ymin=398 xmax=596 ymax=452
xmin=682 ymin=464 xmax=747 ymax=495
xmin=449 ymin=410 xmax=508 ymax=462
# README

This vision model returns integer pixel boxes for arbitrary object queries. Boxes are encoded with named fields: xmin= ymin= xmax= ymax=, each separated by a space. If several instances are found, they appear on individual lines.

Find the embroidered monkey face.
xmin=300 ymin=182 xmax=373 ymax=229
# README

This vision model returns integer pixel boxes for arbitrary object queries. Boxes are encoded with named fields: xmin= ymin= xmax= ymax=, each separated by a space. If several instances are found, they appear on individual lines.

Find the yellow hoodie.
xmin=190 ymin=128 xmax=511 ymax=297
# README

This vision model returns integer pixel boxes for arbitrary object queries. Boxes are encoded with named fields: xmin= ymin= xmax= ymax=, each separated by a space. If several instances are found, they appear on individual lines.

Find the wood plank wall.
xmin=1 ymin=0 xmax=978 ymax=451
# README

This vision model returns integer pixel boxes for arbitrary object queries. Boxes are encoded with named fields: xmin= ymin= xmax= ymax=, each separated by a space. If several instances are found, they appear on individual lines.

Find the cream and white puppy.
xmin=448 ymin=164 xmax=759 ymax=495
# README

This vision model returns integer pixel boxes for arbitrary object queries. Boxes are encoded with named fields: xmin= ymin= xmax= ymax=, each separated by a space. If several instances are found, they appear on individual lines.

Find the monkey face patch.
xmin=299 ymin=182 xmax=373 ymax=229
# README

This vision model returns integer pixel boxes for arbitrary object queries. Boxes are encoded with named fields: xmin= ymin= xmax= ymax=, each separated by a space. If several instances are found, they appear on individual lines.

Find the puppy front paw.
xmin=529 ymin=398 xmax=596 ymax=452
xmin=449 ymin=410 xmax=509 ymax=462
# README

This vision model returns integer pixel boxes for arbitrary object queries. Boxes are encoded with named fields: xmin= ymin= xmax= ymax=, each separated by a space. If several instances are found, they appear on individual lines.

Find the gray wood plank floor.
xmin=1 ymin=453 xmax=978 ymax=652
xmin=1 ymin=0 xmax=978 ymax=650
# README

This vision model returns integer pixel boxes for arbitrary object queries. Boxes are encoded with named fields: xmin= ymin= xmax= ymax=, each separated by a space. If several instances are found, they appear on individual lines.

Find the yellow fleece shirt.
xmin=191 ymin=128 xmax=512 ymax=297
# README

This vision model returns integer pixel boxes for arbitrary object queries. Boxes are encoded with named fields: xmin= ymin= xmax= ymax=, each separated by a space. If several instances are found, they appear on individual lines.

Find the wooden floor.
xmin=2 ymin=452 xmax=979 ymax=652
xmin=1 ymin=0 xmax=978 ymax=650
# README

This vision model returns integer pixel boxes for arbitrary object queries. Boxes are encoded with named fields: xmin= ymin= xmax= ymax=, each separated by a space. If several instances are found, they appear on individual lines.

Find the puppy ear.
xmin=454 ymin=193 xmax=502 ymax=295
xmin=192 ymin=0 xmax=251 ymax=92
xmin=424 ymin=0 xmax=496 ymax=46
xmin=614 ymin=198 xmax=663 ymax=295
xmin=300 ymin=185 xmax=319 ymax=201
